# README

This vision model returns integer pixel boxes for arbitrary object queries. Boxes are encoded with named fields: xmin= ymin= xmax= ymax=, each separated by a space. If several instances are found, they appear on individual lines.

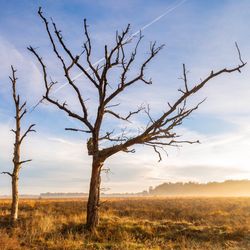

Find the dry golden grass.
xmin=0 ymin=197 xmax=250 ymax=249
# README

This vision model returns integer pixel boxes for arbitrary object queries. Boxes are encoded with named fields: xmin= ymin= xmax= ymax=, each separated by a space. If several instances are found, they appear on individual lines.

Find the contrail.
xmin=128 ymin=0 xmax=187 ymax=38
xmin=30 ymin=0 xmax=187 ymax=112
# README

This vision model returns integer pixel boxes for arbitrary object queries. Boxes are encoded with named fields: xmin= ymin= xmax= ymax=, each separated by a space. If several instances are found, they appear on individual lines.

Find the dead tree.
xmin=28 ymin=7 xmax=246 ymax=231
xmin=1 ymin=66 xmax=36 ymax=224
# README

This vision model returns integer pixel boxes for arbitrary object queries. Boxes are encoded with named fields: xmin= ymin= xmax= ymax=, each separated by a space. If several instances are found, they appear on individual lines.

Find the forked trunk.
xmin=86 ymin=158 xmax=103 ymax=231
xmin=11 ymin=174 xmax=19 ymax=224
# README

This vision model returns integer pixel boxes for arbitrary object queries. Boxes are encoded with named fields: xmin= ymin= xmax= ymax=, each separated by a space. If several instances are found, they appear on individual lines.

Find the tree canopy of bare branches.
xmin=29 ymin=7 xmax=246 ymax=231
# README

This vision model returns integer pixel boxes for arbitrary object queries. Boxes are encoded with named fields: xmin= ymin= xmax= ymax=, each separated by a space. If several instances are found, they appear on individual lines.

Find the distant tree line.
xmin=148 ymin=180 xmax=250 ymax=196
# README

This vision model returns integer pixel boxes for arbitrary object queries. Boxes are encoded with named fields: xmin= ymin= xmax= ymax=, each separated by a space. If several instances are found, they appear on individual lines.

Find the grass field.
xmin=0 ymin=197 xmax=250 ymax=249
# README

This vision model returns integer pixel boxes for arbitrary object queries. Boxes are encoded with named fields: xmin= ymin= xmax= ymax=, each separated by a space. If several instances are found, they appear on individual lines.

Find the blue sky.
xmin=0 ymin=0 xmax=250 ymax=195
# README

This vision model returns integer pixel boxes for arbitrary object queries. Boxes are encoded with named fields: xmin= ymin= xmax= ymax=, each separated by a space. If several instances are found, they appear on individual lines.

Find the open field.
xmin=0 ymin=197 xmax=250 ymax=249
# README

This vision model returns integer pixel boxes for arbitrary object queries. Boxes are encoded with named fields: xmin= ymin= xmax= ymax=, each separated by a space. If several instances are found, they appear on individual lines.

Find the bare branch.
xmin=65 ymin=128 xmax=92 ymax=133
xmin=123 ymin=148 xmax=135 ymax=153
xmin=235 ymin=42 xmax=244 ymax=66
xmin=19 ymin=159 xmax=32 ymax=165
xmin=10 ymin=129 xmax=16 ymax=134
xmin=178 ymin=63 xmax=189 ymax=94
xmin=19 ymin=101 xmax=27 ymax=112
xmin=106 ymin=103 xmax=120 ymax=109
xmin=10 ymin=66 xmax=19 ymax=106
xmin=19 ymin=109 xmax=27 ymax=120
xmin=153 ymin=145 xmax=162 ymax=162
xmin=105 ymin=105 xmax=144 ymax=122
xmin=104 ymin=42 xmax=164 ymax=105
xmin=28 ymin=46 xmax=94 ymax=132
xmin=37 ymin=9 xmax=92 ymax=120
xmin=1 ymin=172 xmax=13 ymax=177
xmin=99 ymin=131 xmax=127 ymax=142
xmin=48 ymin=10 xmax=100 ymax=89
xmin=100 ymin=45 xmax=246 ymax=159
xmin=145 ymin=104 xmax=155 ymax=125
xmin=20 ymin=124 xmax=36 ymax=144
xmin=83 ymin=18 xmax=102 ymax=84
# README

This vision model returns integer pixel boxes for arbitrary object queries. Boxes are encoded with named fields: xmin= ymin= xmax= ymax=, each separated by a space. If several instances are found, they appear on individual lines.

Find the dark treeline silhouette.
xmin=40 ymin=192 xmax=88 ymax=198
xmin=149 ymin=180 xmax=250 ymax=196
xmin=39 ymin=191 xmax=148 ymax=198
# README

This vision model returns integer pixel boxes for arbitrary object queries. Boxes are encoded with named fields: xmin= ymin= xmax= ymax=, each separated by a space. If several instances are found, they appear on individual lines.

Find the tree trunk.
xmin=12 ymin=110 xmax=20 ymax=224
xmin=86 ymin=157 xmax=103 ymax=231
xmin=11 ymin=174 xmax=19 ymax=224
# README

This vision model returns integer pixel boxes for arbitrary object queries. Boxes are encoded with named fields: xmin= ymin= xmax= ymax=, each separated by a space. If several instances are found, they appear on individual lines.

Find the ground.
xmin=0 ymin=197 xmax=249 ymax=249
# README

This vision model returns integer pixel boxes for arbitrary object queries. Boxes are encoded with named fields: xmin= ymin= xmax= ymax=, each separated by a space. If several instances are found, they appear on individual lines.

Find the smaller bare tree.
xmin=1 ymin=66 xmax=36 ymax=224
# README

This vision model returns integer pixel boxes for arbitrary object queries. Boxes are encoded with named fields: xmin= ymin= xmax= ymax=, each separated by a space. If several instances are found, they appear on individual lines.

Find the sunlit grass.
xmin=0 ymin=197 xmax=249 ymax=249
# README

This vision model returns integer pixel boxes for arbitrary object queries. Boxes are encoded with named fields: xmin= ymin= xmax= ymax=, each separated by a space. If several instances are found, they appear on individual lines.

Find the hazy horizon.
xmin=1 ymin=179 xmax=250 ymax=196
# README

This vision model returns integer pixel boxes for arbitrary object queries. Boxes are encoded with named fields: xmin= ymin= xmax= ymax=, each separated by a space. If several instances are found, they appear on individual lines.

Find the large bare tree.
xmin=2 ymin=66 xmax=36 ymax=224
xmin=28 ymin=7 xmax=246 ymax=231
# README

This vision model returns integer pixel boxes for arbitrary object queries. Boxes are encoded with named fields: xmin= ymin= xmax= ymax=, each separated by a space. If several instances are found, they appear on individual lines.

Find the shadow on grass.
xmin=96 ymin=218 xmax=249 ymax=244
xmin=0 ymin=216 xmax=13 ymax=230
xmin=60 ymin=222 xmax=86 ymax=235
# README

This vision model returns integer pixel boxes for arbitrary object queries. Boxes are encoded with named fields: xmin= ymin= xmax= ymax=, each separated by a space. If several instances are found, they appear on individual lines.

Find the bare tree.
xmin=1 ymin=66 xmax=36 ymax=224
xmin=28 ymin=7 xmax=246 ymax=231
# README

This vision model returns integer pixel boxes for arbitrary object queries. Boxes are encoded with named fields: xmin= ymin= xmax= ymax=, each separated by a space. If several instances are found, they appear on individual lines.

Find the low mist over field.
xmin=149 ymin=180 xmax=250 ymax=196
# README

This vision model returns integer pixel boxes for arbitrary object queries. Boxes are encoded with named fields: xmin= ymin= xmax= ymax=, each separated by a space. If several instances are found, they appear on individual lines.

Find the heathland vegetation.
xmin=0 ymin=197 xmax=249 ymax=249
